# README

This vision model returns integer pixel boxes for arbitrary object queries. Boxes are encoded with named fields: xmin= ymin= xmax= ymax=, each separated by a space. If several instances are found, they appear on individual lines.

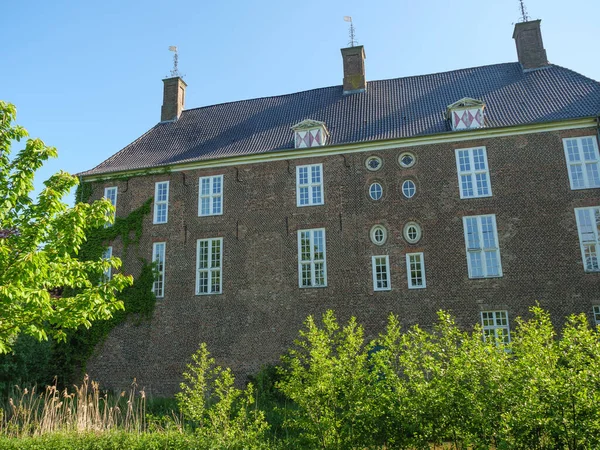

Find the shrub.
xmin=176 ymin=343 xmax=270 ymax=449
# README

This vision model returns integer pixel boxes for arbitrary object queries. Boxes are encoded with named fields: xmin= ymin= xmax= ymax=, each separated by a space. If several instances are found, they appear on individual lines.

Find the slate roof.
xmin=81 ymin=62 xmax=600 ymax=177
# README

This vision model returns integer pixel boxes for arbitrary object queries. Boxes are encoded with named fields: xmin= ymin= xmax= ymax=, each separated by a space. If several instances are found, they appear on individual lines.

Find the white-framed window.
xmin=406 ymin=252 xmax=426 ymax=289
xmin=366 ymin=156 xmax=383 ymax=171
xmin=153 ymin=181 xmax=169 ymax=224
xmin=196 ymin=238 xmax=223 ymax=295
xmin=455 ymin=147 xmax=492 ymax=199
xmin=481 ymin=310 xmax=510 ymax=344
xmin=296 ymin=164 xmax=324 ymax=207
xmin=370 ymin=225 xmax=387 ymax=246
xmin=463 ymin=214 xmax=502 ymax=278
xmin=563 ymin=136 xmax=600 ymax=190
xmin=398 ymin=152 xmax=416 ymax=168
xmin=593 ymin=306 xmax=600 ymax=326
xmin=372 ymin=255 xmax=391 ymax=291
xmin=403 ymin=222 xmax=422 ymax=244
xmin=198 ymin=175 xmax=223 ymax=216
xmin=102 ymin=246 xmax=112 ymax=282
xmin=104 ymin=186 xmax=118 ymax=225
xmin=297 ymin=228 xmax=327 ymax=288
xmin=152 ymin=242 xmax=166 ymax=298
xmin=369 ymin=182 xmax=383 ymax=201
xmin=402 ymin=180 xmax=416 ymax=198
xmin=575 ymin=206 xmax=600 ymax=272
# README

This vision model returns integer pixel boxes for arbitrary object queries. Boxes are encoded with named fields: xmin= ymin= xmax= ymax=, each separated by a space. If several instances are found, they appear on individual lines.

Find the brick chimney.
xmin=341 ymin=45 xmax=366 ymax=94
xmin=512 ymin=20 xmax=548 ymax=70
xmin=161 ymin=77 xmax=187 ymax=122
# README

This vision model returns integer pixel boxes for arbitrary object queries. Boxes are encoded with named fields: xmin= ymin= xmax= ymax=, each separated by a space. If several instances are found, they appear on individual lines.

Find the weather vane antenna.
xmin=518 ymin=0 xmax=529 ymax=22
xmin=343 ymin=16 xmax=357 ymax=47
xmin=168 ymin=45 xmax=181 ymax=77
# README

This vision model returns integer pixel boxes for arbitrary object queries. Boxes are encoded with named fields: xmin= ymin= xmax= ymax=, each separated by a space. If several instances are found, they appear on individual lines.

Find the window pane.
xmin=311 ymin=165 xmax=321 ymax=183
xmin=465 ymin=218 xmax=480 ymax=249
xmin=458 ymin=150 xmax=471 ymax=171
xmin=566 ymin=140 xmax=581 ymax=161
xmin=469 ymin=252 xmax=484 ymax=277
xmin=485 ymin=251 xmax=500 ymax=276
xmin=475 ymin=173 xmax=489 ymax=196
xmin=298 ymin=167 xmax=308 ymax=184
xmin=212 ymin=176 xmax=222 ymax=194
xmin=461 ymin=175 xmax=474 ymax=197
xmin=201 ymin=178 xmax=211 ymax=195
xmin=312 ymin=186 xmax=322 ymax=204
xmin=473 ymin=148 xmax=486 ymax=170
xmin=481 ymin=217 xmax=496 ymax=249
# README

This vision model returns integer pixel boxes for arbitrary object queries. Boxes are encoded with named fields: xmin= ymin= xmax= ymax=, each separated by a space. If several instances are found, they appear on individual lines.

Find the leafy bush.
xmin=176 ymin=343 xmax=270 ymax=449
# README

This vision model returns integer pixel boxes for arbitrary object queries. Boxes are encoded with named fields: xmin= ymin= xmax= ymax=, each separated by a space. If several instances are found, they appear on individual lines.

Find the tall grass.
xmin=0 ymin=375 xmax=147 ymax=437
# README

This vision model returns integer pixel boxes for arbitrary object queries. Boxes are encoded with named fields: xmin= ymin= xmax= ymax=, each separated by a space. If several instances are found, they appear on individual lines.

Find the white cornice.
xmin=81 ymin=118 xmax=597 ymax=182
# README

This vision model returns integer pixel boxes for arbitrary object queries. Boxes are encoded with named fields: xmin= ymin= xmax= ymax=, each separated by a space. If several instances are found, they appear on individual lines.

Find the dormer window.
xmin=446 ymin=98 xmax=485 ymax=131
xmin=291 ymin=119 xmax=329 ymax=148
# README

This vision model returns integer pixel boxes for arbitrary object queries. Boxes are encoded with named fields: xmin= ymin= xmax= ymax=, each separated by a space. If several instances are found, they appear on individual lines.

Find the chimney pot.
xmin=341 ymin=45 xmax=366 ymax=94
xmin=512 ymin=19 xmax=548 ymax=70
xmin=161 ymin=77 xmax=187 ymax=122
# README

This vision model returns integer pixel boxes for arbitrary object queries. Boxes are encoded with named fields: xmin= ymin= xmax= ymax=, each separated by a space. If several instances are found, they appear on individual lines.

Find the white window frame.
xmin=463 ymin=214 xmax=503 ymax=278
xmin=406 ymin=252 xmax=426 ymax=289
xmin=297 ymin=228 xmax=327 ymax=288
xmin=195 ymin=238 xmax=223 ymax=295
xmin=102 ymin=246 xmax=112 ymax=282
xmin=153 ymin=181 xmax=169 ymax=224
xmin=104 ymin=186 xmax=118 ymax=225
xmin=593 ymin=306 xmax=600 ymax=326
xmin=455 ymin=147 xmax=492 ymax=199
xmin=296 ymin=164 xmax=324 ymax=207
xmin=574 ymin=206 xmax=600 ymax=272
xmin=198 ymin=175 xmax=224 ymax=217
xmin=372 ymin=255 xmax=391 ymax=291
xmin=152 ymin=242 xmax=166 ymax=298
xmin=563 ymin=136 xmax=600 ymax=190
xmin=481 ymin=310 xmax=511 ymax=344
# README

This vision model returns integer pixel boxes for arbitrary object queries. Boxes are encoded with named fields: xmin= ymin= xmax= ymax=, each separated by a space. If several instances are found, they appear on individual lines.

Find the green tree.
xmin=0 ymin=101 xmax=131 ymax=353
xmin=277 ymin=311 xmax=381 ymax=449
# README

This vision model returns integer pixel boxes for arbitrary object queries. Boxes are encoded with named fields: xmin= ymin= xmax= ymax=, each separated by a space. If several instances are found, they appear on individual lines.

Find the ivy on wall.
xmin=53 ymin=182 xmax=157 ymax=384
xmin=0 ymin=181 xmax=158 ymax=389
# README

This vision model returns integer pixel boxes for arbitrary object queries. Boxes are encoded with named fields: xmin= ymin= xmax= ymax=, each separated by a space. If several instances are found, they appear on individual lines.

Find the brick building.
xmin=80 ymin=20 xmax=600 ymax=396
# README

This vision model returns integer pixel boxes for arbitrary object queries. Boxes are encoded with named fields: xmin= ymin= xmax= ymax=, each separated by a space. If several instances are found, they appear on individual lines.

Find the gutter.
xmin=79 ymin=117 xmax=598 ymax=182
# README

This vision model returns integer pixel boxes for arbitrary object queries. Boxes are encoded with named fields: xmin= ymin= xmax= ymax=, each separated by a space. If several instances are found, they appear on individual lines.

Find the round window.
xmin=370 ymin=225 xmax=387 ymax=246
xmin=366 ymin=156 xmax=383 ymax=171
xmin=403 ymin=222 xmax=422 ymax=244
xmin=402 ymin=180 xmax=416 ymax=198
xmin=369 ymin=182 xmax=383 ymax=200
xmin=399 ymin=152 xmax=416 ymax=168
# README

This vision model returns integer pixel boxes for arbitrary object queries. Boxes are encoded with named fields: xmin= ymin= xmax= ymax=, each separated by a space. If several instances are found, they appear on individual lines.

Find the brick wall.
xmin=86 ymin=127 xmax=600 ymax=396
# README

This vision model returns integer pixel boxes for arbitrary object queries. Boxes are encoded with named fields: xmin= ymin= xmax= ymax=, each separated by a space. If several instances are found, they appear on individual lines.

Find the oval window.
xmin=369 ymin=182 xmax=383 ymax=201
xmin=399 ymin=152 xmax=416 ymax=168
xmin=370 ymin=225 xmax=387 ymax=245
xmin=403 ymin=222 xmax=422 ymax=244
xmin=366 ymin=156 xmax=383 ymax=171
xmin=402 ymin=180 xmax=416 ymax=198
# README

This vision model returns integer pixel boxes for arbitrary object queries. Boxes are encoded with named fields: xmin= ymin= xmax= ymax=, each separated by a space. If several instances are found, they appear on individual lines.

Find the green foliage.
xmin=276 ymin=311 xmax=382 ymax=449
xmin=0 ymin=431 xmax=203 ymax=450
xmin=276 ymin=308 xmax=600 ymax=450
xmin=176 ymin=343 xmax=270 ymax=449
xmin=0 ymin=335 xmax=51 ymax=396
xmin=0 ymin=101 xmax=132 ymax=353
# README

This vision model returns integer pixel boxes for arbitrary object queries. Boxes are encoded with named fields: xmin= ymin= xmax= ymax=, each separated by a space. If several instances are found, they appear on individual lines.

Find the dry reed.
xmin=0 ymin=375 xmax=147 ymax=438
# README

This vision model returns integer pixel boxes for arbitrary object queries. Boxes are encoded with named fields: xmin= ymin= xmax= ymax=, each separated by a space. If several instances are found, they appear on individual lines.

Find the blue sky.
xmin=3 ymin=0 xmax=599 ymax=204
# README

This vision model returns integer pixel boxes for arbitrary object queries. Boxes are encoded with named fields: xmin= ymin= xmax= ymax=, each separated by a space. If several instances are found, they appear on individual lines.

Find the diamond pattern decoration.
xmin=295 ymin=128 xmax=325 ymax=148
xmin=452 ymin=107 xmax=484 ymax=130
